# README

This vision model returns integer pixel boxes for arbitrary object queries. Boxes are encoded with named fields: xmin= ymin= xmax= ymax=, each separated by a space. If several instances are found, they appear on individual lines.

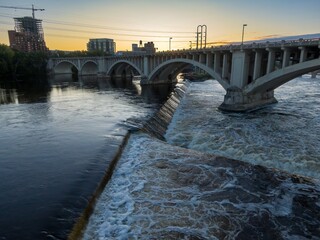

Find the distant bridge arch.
xmin=81 ymin=60 xmax=99 ymax=75
xmin=107 ymin=60 xmax=142 ymax=77
xmin=53 ymin=60 xmax=79 ymax=74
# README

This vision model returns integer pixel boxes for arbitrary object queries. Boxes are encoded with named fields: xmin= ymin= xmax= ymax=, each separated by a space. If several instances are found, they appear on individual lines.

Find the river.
xmin=1 ymin=74 xmax=319 ymax=239
xmin=83 ymin=75 xmax=320 ymax=239
xmin=0 ymin=75 xmax=175 ymax=240
xmin=165 ymin=75 xmax=320 ymax=179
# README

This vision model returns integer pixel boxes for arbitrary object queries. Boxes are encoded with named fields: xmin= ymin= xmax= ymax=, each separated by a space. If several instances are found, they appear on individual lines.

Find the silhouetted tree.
xmin=0 ymin=44 xmax=15 ymax=78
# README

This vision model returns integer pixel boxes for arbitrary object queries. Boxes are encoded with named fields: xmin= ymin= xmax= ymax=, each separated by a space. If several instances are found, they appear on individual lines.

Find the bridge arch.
xmin=53 ymin=61 xmax=79 ymax=74
xmin=148 ymin=58 xmax=230 ymax=90
xmin=245 ymin=58 xmax=320 ymax=95
xmin=81 ymin=60 xmax=98 ymax=75
xmin=107 ymin=60 xmax=142 ymax=77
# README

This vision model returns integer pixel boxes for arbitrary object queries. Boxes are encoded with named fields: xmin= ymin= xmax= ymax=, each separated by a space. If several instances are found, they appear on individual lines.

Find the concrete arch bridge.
xmin=47 ymin=38 xmax=320 ymax=111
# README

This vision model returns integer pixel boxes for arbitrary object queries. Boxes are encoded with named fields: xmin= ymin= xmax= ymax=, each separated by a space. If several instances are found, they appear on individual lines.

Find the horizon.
xmin=0 ymin=0 xmax=319 ymax=51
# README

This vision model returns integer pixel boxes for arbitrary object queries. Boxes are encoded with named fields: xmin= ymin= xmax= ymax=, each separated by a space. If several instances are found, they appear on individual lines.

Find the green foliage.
xmin=0 ymin=44 xmax=14 ymax=77
xmin=0 ymin=44 xmax=49 ymax=79
xmin=13 ymin=51 xmax=49 ymax=77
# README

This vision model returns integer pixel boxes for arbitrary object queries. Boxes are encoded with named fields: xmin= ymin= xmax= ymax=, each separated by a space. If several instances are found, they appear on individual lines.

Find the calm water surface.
xmin=0 ymin=76 xmax=175 ymax=240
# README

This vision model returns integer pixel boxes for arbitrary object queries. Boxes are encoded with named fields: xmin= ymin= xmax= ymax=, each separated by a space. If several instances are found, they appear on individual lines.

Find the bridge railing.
xmin=49 ymin=38 xmax=319 ymax=60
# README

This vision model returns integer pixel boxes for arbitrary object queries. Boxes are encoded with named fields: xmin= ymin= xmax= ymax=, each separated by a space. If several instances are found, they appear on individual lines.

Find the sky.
xmin=0 ymin=0 xmax=319 ymax=51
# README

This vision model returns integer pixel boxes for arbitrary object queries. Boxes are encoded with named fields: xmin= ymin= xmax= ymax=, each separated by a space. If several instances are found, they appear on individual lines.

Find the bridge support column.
xmin=230 ymin=51 xmax=249 ymax=88
xmin=199 ymin=54 xmax=206 ymax=64
xmin=282 ymin=48 xmax=290 ymax=68
xmin=143 ymin=56 xmax=150 ymax=76
xmin=206 ymin=53 xmax=213 ymax=69
xmin=299 ymin=47 xmax=307 ymax=63
xmin=266 ymin=48 xmax=276 ymax=73
xmin=253 ymin=50 xmax=262 ymax=80
xmin=219 ymin=88 xmax=277 ymax=112
xmin=222 ymin=53 xmax=231 ymax=80
xmin=214 ymin=53 xmax=222 ymax=74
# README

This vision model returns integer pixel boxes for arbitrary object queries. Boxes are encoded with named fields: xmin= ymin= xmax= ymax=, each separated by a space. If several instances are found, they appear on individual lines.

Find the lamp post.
xmin=169 ymin=37 xmax=172 ymax=50
xmin=241 ymin=24 xmax=247 ymax=49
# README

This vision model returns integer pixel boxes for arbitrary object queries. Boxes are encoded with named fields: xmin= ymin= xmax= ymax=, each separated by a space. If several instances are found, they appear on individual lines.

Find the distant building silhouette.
xmin=116 ymin=41 xmax=157 ymax=56
xmin=132 ymin=41 xmax=156 ymax=54
xmin=8 ymin=17 xmax=48 ymax=52
xmin=87 ymin=38 xmax=116 ymax=54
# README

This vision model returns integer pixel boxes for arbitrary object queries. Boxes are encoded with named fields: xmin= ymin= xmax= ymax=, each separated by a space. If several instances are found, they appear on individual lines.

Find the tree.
xmin=0 ymin=44 xmax=14 ymax=77
xmin=13 ymin=51 xmax=48 ymax=77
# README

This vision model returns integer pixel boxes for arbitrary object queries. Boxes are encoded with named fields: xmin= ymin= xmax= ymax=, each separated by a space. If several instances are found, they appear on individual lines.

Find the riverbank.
xmin=79 ymin=78 xmax=320 ymax=239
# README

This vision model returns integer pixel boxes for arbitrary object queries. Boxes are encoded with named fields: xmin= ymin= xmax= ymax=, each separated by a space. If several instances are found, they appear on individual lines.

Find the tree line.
xmin=0 ymin=44 xmax=48 ymax=79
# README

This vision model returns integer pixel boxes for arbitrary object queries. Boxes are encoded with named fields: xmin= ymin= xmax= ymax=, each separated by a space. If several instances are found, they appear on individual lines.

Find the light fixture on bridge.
xmin=241 ymin=24 xmax=247 ymax=49
xmin=169 ymin=37 xmax=173 ymax=50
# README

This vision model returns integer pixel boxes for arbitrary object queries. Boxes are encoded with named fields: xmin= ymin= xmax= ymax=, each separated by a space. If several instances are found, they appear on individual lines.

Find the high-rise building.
xmin=8 ymin=17 xmax=48 ymax=52
xmin=87 ymin=38 xmax=116 ymax=54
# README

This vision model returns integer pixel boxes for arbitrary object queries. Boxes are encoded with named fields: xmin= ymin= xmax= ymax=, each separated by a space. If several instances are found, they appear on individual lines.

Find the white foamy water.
xmin=165 ymin=76 xmax=320 ymax=179
xmin=83 ymin=76 xmax=320 ymax=239
xmin=83 ymin=133 xmax=320 ymax=239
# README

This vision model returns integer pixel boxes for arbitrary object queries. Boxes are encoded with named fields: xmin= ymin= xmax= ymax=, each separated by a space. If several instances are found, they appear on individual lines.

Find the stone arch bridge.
xmin=47 ymin=38 xmax=320 ymax=111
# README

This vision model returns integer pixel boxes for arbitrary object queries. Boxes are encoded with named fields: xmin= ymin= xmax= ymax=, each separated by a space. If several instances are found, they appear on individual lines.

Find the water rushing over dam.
xmin=165 ymin=77 xmax=320 ymax=179
xmin=82 ymin=76 xmax=320 ymax=239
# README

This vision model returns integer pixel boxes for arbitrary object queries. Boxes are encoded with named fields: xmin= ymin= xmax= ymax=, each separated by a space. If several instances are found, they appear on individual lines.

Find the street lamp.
xmin=241 ymin=24 xmax=247 ymax=49
xmin=169 ymin=37 xmax=172 ymax=50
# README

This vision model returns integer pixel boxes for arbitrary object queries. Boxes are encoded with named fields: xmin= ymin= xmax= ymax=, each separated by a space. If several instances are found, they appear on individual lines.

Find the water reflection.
xmin=0 ymin=78 xmax=51 ymax=104
xmin=0 ymin=74 xmax=176 ymax=240
xmin=0 ymin=88 xmax=19 ymax=104
xmin=0 ymin=75 xmax=175 ymax=106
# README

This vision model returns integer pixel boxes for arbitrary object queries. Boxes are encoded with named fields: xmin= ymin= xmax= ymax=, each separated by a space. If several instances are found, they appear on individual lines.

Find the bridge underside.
xmin=54 ymin=62 xmax=78 ymax=75
xmin=108 ymin=62 xmax=140 ymax=80
xmin=146 ymin=62 xmax=192 ymax=84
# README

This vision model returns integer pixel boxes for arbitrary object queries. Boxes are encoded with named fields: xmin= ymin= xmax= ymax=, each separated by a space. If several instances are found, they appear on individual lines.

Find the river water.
xmin=1 ymin=74 xmax=320 ymax=239
xmin=82 ymin=75 xmax=320 ymax=239
xmin=165 ymin=75 xmax=320 ymax=179
xmin=0 ymin=75 xmax=175 ymax=240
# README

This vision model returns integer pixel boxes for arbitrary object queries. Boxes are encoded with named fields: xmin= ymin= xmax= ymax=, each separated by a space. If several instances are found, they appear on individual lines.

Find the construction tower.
xmin=8 ymin=16 xmax=48 ymax=52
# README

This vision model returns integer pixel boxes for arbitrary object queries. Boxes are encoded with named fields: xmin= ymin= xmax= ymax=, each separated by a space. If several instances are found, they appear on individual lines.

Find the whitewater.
xmin=82 ymin=76 xmax=320 ymax=239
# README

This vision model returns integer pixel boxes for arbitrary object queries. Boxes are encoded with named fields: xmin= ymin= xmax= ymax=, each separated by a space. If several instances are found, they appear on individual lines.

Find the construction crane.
xmin=0 ymin=4 xmax=45 ymax=19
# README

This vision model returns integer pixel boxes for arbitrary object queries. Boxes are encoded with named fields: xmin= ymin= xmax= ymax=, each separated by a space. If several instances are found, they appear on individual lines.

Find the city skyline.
xmin=0 ymin=0 xmax=319 ymax=51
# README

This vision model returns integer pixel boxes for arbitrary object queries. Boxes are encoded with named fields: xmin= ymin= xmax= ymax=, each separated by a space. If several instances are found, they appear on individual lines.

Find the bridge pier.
xmin=97 ymin=72 xmax=108 ymax=78
xmin=219 ymin=87 xmax=277 ymax=112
